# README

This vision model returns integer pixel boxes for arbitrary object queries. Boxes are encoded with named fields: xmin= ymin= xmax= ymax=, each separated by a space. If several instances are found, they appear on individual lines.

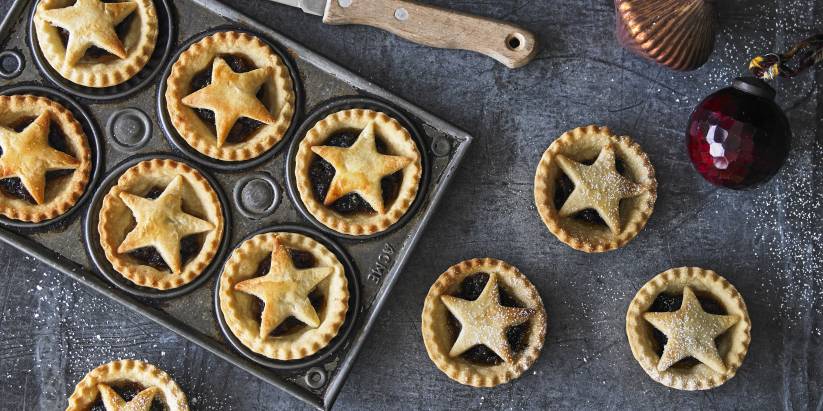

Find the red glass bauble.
xmin=686 ymin=77 xmax=791 ymax=189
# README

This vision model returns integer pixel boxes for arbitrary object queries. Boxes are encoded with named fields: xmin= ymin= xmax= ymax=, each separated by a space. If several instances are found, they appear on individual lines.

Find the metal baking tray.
xmin=0 ymin=0 xmax=472 ymax=408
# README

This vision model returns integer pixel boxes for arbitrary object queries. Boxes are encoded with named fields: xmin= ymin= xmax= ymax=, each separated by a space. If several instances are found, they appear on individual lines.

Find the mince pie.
xmin=66 ymin=359 xmax=188 ymax=411
xmin=34 ymin=0 xmax=159 ymax=87
xmin=626 ymin=267 xmax=751 ymax=390
xmin=534 ymin=125 xmax=656 ymax=252
xmin=219 ymin=232 xmax=349 ymax=360
xmin=294 ymin=109 xmax=422 ymax=236
xmin=98 ymin=158 xmax=224 ymax=290
xmin=165 ymin=31 xmax=295 ymax=161
xmin=0 ymin=95 xmax=92 ymax=223
xmin=422 ymin=258 xmax=547 ymax=387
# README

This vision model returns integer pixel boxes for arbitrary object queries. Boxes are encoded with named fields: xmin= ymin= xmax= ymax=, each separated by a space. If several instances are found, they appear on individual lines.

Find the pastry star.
xmin=117 ymin=175 xmax=214 ymax=274
xmin=181 ymin=57 xmax=277 ymax=148
xmin=556 ymin=143 xmax=648 ymax=234
xmin=39 ymin=0 xmax=137 ymax=67
xmin=441 ymin=273 xmax=534 ymax=363
xmin=0 ymin=112 xmax=79 ymax=204
xmin=234 ymin=237 xmax=334 ymax=337
xmin=98 ymin=383 xmax=159 ymax=411
xmin=311 ymin=122 xmax=411 ymax=214
xmin=643 ymin=287 xmax=739 ymax=373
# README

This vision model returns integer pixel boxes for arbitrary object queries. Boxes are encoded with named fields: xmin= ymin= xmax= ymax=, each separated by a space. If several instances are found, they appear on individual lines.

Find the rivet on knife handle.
xmin=322 ymin=0 xmax=538 ymax=69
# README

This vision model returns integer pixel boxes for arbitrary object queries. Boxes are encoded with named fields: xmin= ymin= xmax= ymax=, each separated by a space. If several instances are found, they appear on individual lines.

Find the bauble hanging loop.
xmin=749 ymin=34 xmax=823 ymax=80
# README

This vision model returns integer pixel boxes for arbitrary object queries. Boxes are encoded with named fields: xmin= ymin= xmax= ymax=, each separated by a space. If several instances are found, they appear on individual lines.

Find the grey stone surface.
xmin=0 ymin=0 xmax=822 ymax=409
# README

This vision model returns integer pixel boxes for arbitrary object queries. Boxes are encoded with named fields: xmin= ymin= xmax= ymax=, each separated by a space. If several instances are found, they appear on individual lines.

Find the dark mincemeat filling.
xmin=309 ymin=129 xmax=402 ymax=215
xmin=189 ymin=54 xmax=268 ymax=144
xmin=648 ymin=292 xmax=727 ymax=368
xmin=447 ymin=272 xmax=530 ymax=366
xmin=90 ymin=381 xmax=166 ymax=411
xmin=553 ymin=156 xmax=628 ymax=226
xmin=250 ymin=248 xmax=325 ymax=337
xmin=57 ymin=4 xmax=137 ymax=61
xmin=126 ymin=186 xmax=204 ymax=271
xmin=0 ymin=117 xmax=75 ymax=204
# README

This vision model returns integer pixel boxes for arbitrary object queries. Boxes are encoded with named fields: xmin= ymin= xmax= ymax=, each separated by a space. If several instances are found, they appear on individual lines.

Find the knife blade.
xmin=266 ymin=0 xmax=537 ymax=69
xmin=285 ymin=0 xmax=325 ymax=16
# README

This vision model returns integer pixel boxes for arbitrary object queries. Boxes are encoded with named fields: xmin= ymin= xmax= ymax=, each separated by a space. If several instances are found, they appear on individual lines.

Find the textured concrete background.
xmin=1 ymin=0 xmax=821 ymax=409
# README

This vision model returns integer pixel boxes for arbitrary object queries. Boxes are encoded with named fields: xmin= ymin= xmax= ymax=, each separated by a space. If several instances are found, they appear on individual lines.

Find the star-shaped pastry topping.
xmin=234 ymin=237 xmax=334 ymax=337
xmin=441 ymin=273 xmax=535 ymax=363
xmin=0 ymin=112 xmax=80 ymax=204
xmin=181 ymin=57 xmax=277 ymax=148
xmin=39 ymin=0 xmax=137 ymax=67
xmin=311 ymin=122 xmax=412 ymax=214
xmin=643 ymin=287 xmax=739 ymax=373
xmin=117 ymin=175 xmax=214 ymax=274
xmin=98 ymin=383 xmax=159 ymax=411
xmin=556 ymin=143 xmax=649 ymax=234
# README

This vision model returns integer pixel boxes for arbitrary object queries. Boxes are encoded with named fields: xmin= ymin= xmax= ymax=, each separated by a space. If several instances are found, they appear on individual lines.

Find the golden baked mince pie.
xmin=422 ymin=258 xmax=547 ymax=387
xmin=626 ymin=267 xmax=751 ymax=390
xmin=534 ymin=125 xmax=657 ymax=252
xmin=165 ymin=31 xmax=295 ymax=162
xmin=67 ymin=359 xmax=188 ymax=410
xmin=34 ymin=0 xmax=159 ymax=87
xmin=98 ymin=159 xmax=224 ymax=290
xmin=295 ymin=109 xmax=422 ymax=236
xmin=0 ymin=95 xmax=92 ymax=223
xmin=219 ymin=232 xmax=349 ymax=360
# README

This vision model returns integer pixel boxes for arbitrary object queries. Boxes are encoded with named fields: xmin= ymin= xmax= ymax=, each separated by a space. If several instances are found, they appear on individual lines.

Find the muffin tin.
xmin=0 ymin=0 xmax=472 ymax=409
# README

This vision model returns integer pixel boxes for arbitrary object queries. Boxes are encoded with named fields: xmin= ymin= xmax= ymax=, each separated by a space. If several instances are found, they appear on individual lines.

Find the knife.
xmin=267 ymin=0 xmax=538 ymax=68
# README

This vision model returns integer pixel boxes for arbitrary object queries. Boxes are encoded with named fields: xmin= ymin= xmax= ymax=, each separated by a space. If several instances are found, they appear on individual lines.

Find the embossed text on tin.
xmin=368 ymin=243 xmax=395 ymax=285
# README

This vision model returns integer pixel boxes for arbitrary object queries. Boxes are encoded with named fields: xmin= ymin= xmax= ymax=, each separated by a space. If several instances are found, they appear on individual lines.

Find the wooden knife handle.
xmin=323 ymin=0 xmax=537 ymax=69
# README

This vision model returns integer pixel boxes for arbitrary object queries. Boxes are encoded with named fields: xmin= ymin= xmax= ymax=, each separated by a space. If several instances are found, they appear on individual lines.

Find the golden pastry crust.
xmin=165 ymin=31 xmax=295 ymax=161
xmin=626 ymin=267 xmax=752 ymax=390
xmin=295 ymin=109 xmax=422 ymax=236
xmin=34 ymin=0 xmax=158 ymax=88
xmin=219 ymin=232 xmax=349 ymax=360
xmin=534 ymin=125 xmax=657 ymax=252
xmin=66 ymin=359 xmax=188 ymax=411
xmin=421 ymin=258 xmax=547 ymax=387
xmin=98 ymin=158 xmax=224 ymax=290
xmin=0 ymin=95 xmax=92 ymax=223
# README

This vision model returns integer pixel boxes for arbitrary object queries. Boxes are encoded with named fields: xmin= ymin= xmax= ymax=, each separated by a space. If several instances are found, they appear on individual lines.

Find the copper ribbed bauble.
xmin=614 ymin=0 xmax=716 ymax=71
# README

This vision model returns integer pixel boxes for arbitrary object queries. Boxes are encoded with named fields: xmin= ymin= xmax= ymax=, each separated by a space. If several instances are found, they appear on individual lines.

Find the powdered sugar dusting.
xmin=747 ymin=140 xmax=822 ymax=335
xmin=0 ymin=260 xmax=235 ymax=409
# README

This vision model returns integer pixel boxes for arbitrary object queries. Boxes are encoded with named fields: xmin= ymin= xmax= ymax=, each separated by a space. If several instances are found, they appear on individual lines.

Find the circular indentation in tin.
xmin=0 ymin=50 xmax=24 ymax=79
xmin=214 ymin=224 xmax=361 ymax=371
xmin=27 ymin=0 xmax=175 ymax=101
xmin=0 ymin=85 xmax=103 ymax=231
xmin=83 ymin=153 xmax=233 ymax=300
xmin=431 ymin=135 xmax=451 ymax=157
xmin=156 ymin=27 xmax=305 ymax=172
xmin=244 ymin=181 xmax=274 ymax=208
xmin=305 ymin=367 xmax=327 ymax=389
xmin=233 ymin=172 xmax=281 ymax=219
xmin=285 ymin=96 xmax=431 ymax=240
xmin=106 ymin=108 xmax=152 ymax=152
